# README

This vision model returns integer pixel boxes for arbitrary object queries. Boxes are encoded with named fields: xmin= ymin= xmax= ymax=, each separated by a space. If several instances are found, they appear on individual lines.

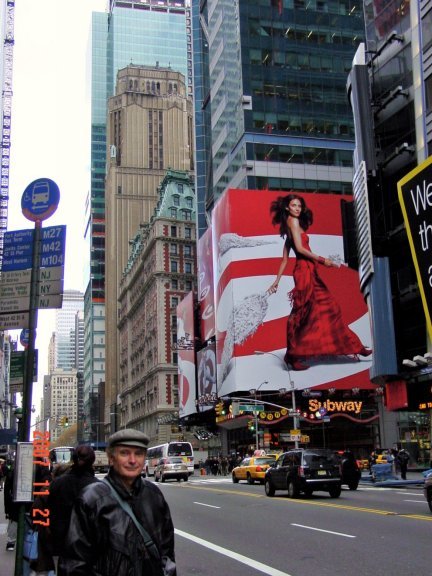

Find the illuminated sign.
xmin=308 ymin=399 xmax=363 ymax=414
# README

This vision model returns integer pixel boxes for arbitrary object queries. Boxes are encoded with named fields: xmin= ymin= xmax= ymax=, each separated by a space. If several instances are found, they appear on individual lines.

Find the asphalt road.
xmin=157 ymin=474 xmax=432 ymax=576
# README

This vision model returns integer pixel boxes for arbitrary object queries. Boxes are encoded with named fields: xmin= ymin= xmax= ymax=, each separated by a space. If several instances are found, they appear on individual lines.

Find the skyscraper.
xmin=55 ymin=290 xmax=84 ymax=371
xmin=85 ymin=0 xmax=189 ymax=439
xmin=105 ymin=64 xmax=193 ymax=425
xmin=193 ymin=0 xmax=365 ymax=234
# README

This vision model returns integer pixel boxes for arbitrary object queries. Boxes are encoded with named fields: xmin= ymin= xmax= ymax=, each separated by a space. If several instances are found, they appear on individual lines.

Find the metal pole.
xmin=15 ymin=222 xmax=40 ymax=576
xmin=289 ymin=374 xmax=299 ymax=449
xmin=255 ymin=404 xmax=259 ymax=451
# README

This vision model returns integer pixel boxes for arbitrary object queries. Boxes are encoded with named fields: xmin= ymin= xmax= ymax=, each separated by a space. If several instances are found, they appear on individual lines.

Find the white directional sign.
xmin=37 ymin=294 xmax=63 ymax=309
xmin=0 ymin=296 xmax=30 ymax=314
xmin=0 ymin=278 xmax=64 ymax=299
xmin=0 ymin=312 xmax=29 ymax=330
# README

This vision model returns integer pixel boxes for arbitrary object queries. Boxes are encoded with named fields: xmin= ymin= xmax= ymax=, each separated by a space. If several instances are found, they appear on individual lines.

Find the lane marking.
xmin=175 ymin=528 xmax=292 ymax=576
xmin=403 ymin=500 xmax=426 ymax=503
xmin=291 ymin=523 xmax=355 ymax=538
xmin=179 ymin=484 xmax=432 ymax=520
xmin=193 ymin=501 xmax=221 ymax=509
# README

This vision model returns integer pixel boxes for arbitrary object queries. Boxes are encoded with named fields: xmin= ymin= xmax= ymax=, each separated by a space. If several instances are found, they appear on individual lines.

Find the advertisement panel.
xmin=196 ymin=342 xmax=217 ymax=412
xmin=212 ymin=189 xmax=373 ymax=397
xmin=176 ymin=292 xmax=197 ymax=418
xmin=397 ymin=156 xmax=432 ymax=341
xmin=197 ymin=227 xmax=215 ymax=341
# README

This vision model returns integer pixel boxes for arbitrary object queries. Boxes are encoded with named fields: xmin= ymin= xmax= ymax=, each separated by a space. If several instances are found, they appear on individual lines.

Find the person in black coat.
xmin=59 ymin=429 xmax=176 ymax=576
xmin=4 ymin=463 xmax=19 ymax=551
xmin=397 ymin=448 xmax=410 ymax=480
xmin=47 ymin=445 xmax=98 ymax=562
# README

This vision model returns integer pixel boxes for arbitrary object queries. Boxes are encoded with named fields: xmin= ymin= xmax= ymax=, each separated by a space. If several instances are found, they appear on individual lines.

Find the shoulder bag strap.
xmin=101 ymin=478 xmax=160 ymax=561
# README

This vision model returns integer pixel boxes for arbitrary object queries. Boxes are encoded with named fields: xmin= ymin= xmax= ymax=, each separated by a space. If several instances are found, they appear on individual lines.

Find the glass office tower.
xmin=193 ymin=0 xmax=365 ymax=229
xmin=84 ymin=0 xmax=188 ymax=440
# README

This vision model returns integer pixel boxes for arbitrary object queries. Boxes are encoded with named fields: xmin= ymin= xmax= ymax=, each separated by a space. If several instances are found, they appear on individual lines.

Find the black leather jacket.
xmin=58 ymin=470 xmax=176 ymax=576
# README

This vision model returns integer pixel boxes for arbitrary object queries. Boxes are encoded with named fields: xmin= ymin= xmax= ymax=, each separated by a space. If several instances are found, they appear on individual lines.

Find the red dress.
xmin=286 ymin=233 xmax=363 ymax=358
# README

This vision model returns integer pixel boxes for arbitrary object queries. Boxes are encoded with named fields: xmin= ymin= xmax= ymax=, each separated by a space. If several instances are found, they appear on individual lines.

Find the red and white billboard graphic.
xmin=176 ymin=292 xmax=197 ymax=418
xmin=198 ymin=227 xmax=215 ymax=341
xmin=212 ymin=189 xmax=373 ymax=397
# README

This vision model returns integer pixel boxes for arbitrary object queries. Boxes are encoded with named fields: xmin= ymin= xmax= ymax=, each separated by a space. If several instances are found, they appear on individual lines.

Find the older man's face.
xmin=109 ymin=445 xmax=146 ymax=484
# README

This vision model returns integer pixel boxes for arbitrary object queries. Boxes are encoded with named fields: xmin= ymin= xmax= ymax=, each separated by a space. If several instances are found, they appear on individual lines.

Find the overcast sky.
xmin=7 ymin=0 xmax=107 ymax=407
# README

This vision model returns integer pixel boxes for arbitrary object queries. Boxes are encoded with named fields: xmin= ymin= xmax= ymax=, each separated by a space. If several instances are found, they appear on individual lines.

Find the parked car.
xmin=154 ymin=457 xmax=188 ymax=483
xmin=423 ymin=471 xmax=432 ymax=513
xmin=232 ymin=455 xmax=277 ymax=484
xmin=264 ymin=448 xmax=342 ymax=498
xmin=336 ymin=451 xmax=361 ymax=490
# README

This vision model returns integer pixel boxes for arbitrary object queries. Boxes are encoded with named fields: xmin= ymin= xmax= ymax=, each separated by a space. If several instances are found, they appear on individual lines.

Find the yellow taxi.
xmin=232 ymin=455 xmax=277 ymax=484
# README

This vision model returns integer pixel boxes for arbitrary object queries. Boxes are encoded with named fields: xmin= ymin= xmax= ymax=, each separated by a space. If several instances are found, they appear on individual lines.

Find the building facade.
xmin=84 ymin=0 xmax=189 ymax=441
xmin=117 ymin=169 xmax=196 ymax=443
xmin=54 ymin=290 xmax=84 ymax=371
xmin=192 ymin=0 xmax=365 ymax=232
xmin=105 ymin=65 xmax=193 ymax=432
xmin=347 ymin=0 xmax=432 ymax=466
xmin=46 ymin=370 xmax=78 ymax=444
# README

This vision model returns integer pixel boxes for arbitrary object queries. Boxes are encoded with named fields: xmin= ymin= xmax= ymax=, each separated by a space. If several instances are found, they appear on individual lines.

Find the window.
xmin=184 ymin=245 xmax=192 ymax=257
xmin=170 ymin=244 xmax=177 ymax=255
xmin=185 ymin=197 xmax=193 ymax=208
xmin=170 ymin=207 xmax=177 ymax=218
xmin=185 ymin=227 xmax=191 ymax=239
xmin=185 ymin=262 xmax=192 ymax=274
xmin=172 ymin=279 xmax=178 ymax=289
xmin=171 ymin=226 xmax=177 ymax=237
xmin=173 ymin=195 xmax=180 ymax=207
xmin=185 ymin=280 xmax=192 ymax=291
xmin=171 ymin=297 xmax=179 ymax=308
xmin=171 ymin=261 xmax=178 ymax=273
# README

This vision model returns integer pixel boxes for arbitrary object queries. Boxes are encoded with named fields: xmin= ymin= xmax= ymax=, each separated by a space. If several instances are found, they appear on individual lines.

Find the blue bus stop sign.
xmin=20 ymin=329 xmax=30 ymax=348
xmin=21 ymin=178 xmax=60 ymax=222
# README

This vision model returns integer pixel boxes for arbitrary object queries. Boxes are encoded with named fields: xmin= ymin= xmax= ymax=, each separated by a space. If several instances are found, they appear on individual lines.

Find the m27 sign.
xmin=398 ymin=155 xmax=432 ymax=339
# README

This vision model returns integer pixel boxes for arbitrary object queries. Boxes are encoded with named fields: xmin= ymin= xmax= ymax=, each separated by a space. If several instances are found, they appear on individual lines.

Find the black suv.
xmin=264 ymin=448 xmax=342 ymax=498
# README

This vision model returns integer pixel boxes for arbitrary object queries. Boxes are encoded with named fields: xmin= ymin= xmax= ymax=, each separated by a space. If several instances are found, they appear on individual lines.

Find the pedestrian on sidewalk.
xmin=4 ymin=462 xmax=19 ymax=552
xmin=47 ymin=444 xmax=98 ymax=573
xmin=397 ymin=448 xmax=410 ymax=480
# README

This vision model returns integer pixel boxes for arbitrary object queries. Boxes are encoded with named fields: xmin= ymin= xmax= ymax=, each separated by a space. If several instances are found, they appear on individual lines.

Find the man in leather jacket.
xmin=58 ymin=429 xmax=176 ymax=576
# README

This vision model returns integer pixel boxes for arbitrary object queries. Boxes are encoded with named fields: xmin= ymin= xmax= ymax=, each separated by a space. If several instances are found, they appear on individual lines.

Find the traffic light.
xmin=248 ymin=420 xmax=256 ymax=432
xmin=64 ymin=417 xmax=69 ymax=428
xmin=215 ymin=402 xmax=226 ymax=416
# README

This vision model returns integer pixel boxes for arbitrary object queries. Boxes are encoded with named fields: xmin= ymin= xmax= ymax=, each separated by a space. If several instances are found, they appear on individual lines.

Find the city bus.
xmin=49 ymin=446 xmax=75 ymax=465
xmin=146 ymin=441 xmax=194 ymax=476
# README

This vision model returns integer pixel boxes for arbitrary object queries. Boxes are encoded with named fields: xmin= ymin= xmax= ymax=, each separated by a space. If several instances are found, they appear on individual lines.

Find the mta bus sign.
xmin=21 ymin=178 xmax=60 ymax=222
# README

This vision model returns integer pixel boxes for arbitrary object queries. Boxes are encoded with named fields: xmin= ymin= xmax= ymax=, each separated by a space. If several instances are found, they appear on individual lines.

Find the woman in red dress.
xmin=268 ymin=194 xmax=372 ymax=370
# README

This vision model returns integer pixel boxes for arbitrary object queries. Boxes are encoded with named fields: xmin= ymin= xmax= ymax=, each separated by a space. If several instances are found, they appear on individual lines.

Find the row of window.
xmin=170 ymin=260 xmax=193 ymax=274
xmin=170 ymin=225 xmax=193 ymax=238
xmin=169 ymin=244 xmax=193 ymax=256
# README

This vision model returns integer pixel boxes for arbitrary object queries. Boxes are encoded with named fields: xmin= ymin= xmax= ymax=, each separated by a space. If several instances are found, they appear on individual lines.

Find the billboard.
xmin=196 ymin=341 xmax=217 ymax=412
xmin=397 ymin=155 xmax=432 ymax=341
xmin=176 ymin=292 xmax=197 ymax=418
xmin=212 ymin=189 xmax=373 ymax=397
xmin=197 ymin=227 xmax=215 ymax=341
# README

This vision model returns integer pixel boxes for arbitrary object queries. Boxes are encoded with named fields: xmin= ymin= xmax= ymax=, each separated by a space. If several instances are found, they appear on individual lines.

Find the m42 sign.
xmin=40 ymin=225 xmax=66 ymax=268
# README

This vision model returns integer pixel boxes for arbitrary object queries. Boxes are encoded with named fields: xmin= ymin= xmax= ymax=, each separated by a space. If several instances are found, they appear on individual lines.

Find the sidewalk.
xmin=0 ymin=494 xmax=17 ymax=575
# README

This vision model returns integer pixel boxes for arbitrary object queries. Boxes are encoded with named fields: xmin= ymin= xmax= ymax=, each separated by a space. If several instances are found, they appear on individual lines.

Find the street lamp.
xmin=255 ymin=350 xmax=300 ymax=448
xmin=249 ymin=381 xmax=268 ymax=451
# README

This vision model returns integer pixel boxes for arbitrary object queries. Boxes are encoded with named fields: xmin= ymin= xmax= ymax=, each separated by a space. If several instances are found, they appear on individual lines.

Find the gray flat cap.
xmin=107 ymin=429 xmax=149 ymax=449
